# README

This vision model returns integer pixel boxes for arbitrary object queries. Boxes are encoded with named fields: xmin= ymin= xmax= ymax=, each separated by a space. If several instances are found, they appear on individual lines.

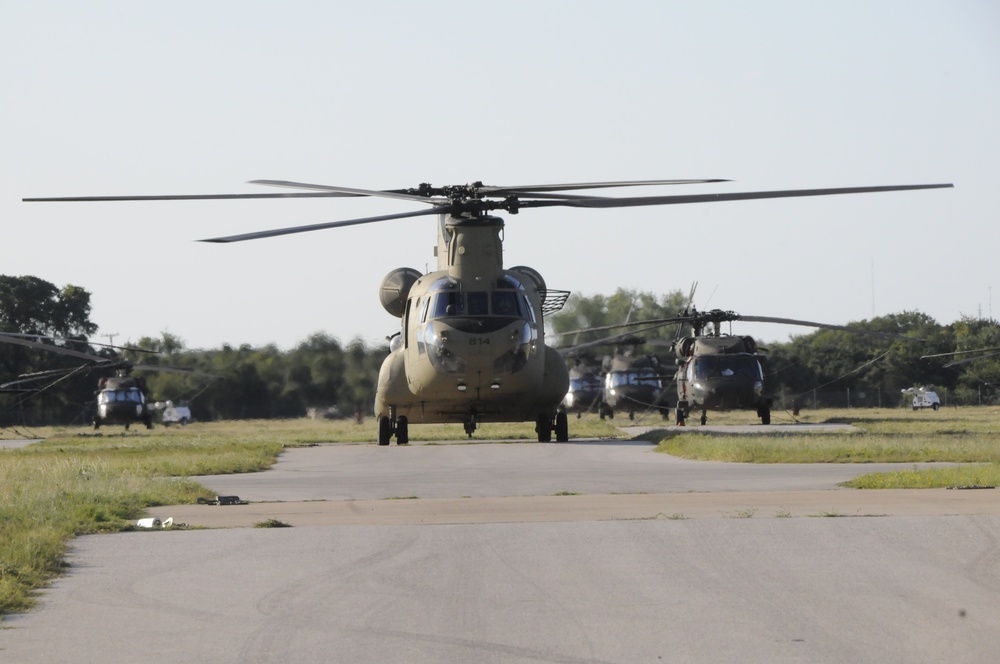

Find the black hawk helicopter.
xmin=580 ymin=307 xmax=924 ymax=426
xmin=557 ymin=335 xmax=672 ymax=420
xmin=25 ymin=179 xmax=951 ymax=443
xmin=0 ymin=332 xmax=214 ymax=430
xmin=559 ymin=351 xmax=609 ymax=419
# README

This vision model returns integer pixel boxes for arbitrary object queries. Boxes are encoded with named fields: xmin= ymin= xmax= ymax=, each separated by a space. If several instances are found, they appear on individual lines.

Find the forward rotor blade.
xmin=24 ymin=192 xmax=358 ymax=202
xmin=516 ymin=184 xmax=954 ymax=211
xmin=249 ymin=180 xmax=448 ymax=205
xmin=199 ymin=205 xmax=452 ymax=243
xmin=943 ymin=351 xmax=1000 ymax=368
xmin=130 ymin=364 xmax=223 ymax=379
xmin=556 ymin=315 xmax=693 ymax=339
xmin=0 ymin=332 xmax=156 ymax=355
xmin=921 ymin=347 xmax=1000 ymax=359
xmin=0 ymin=333 xmax=111 ymax=362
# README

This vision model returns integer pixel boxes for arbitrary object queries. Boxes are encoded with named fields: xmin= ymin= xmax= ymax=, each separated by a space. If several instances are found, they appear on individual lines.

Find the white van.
xmin=903 ymin=387 xmax=940 ymax=411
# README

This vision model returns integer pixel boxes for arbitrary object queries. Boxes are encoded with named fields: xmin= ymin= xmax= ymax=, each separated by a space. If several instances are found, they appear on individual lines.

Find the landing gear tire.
xmin=760 ymin=408 xmax=771 ymax=425
xmin=396 ymin=416 xmax=409 ymax=445
xmin=555 ymin=412 xmax=569 ymax=442
xmin=378 ymin=415 xmax=392 ymax=446
xmin=932 ymin=403 xmax=940 ymax=411
xmin=535 ymin=413 xmax=552 ymax=442
xmin=699 ymin=411 xmax=707 ymax=426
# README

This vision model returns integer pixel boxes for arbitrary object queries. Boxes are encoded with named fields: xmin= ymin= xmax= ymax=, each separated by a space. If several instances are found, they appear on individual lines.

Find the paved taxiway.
xmin=2 ymin=434 xmax=999 ymax=663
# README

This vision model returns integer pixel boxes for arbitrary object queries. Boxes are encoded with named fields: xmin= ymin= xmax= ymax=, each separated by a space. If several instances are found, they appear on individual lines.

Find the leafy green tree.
xmin=549 ymin=288 xmax=689 ymax=347
xmin=946 ymin=317 xmax=1000 ymax=404
xmin=0 ymin=276 xmax=101 ymax=425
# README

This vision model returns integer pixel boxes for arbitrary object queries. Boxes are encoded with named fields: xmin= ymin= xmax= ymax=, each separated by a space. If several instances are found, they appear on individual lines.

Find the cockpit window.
xmin=492 ymin=291 xmax=522 ymax=317
xmin=494 ymin=275 xmax=524 ymax=290
xmin=432 ymin=291 xmax=465 ymax=317
xmin=693 ymin=355 xmax=762 ymax=380
xmin=468 ymin=292 xmax=489 ymax=316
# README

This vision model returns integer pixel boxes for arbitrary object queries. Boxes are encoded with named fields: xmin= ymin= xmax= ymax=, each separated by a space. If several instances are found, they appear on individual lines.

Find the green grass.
xmin=646 ymin=407 xmax=1000 ymax=489
xmin=0 ymin=423 xmax=299 ymax=616
xmin=2 ymin=408 xmax=998 ymax=618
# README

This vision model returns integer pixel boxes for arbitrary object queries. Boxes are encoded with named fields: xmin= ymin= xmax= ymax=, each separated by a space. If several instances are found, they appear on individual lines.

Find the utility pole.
xmin=104 ymin=333 xmax=118 ymax=347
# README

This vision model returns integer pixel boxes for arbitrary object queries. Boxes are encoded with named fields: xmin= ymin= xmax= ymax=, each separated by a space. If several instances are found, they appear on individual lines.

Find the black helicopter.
xmin=558 ymin=341 xmax=670 ymax=421
xmin=25 ymin=179 xmax=951 ymax=442
xmin=0 ymin=333 xmax=215 ymax=430
xmin=559 ymin=352 xmax=608 ymax=418
xmin=573 ymin=307 xmax=922 ymax=426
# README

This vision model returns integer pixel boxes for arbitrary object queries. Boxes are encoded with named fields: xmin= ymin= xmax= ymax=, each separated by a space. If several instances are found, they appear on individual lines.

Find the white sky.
xmin=2 ymin=1 xmax=996 ymax=350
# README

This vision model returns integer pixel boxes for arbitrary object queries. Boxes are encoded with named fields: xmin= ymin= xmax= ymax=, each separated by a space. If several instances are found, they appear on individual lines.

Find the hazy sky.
xmin=2 ymin=1 xmax=996 ymax=350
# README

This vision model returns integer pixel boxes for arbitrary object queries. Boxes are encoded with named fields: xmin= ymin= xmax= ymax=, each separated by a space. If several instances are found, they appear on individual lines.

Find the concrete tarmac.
xmin=2 ymin=437 xmax=1000 ymax=663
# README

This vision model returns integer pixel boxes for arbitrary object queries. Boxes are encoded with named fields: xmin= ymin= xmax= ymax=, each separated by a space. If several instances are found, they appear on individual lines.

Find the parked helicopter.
xmin=567 ymin=307 xmax=922 ymax=426
xmin=559 ymin=352 xmax=608 ymax=419
xmin=0 ymin=333 xmax=214 ymax=430
xmin=563 ymin=334 xmax=672 ymax=419
xmin=25 ymin=179 xmax=951 ymax=442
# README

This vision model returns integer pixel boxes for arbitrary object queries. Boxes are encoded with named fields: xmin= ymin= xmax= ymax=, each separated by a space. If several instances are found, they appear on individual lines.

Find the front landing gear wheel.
xmin=396 ymin=416 xmax=408 ymax=445
xmin=535 ymin=413 xmax=552 ymax=442
xmin=378 ymin=416 xmax=392 ymax=445
xmin=555 ymin=412 xmax=569 ymax=442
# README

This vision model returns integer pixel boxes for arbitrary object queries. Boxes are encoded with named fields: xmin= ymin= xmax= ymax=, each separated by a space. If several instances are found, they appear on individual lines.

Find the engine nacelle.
xmin=379 ymin=268 xmax=421 ymax=318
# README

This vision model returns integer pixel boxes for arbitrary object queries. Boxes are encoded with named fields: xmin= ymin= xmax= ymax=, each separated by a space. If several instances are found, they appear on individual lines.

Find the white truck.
xmin=153 ymin=400 xmax=193 ymax=425
xmin=902 ymin=387 xmax=941 ymax=411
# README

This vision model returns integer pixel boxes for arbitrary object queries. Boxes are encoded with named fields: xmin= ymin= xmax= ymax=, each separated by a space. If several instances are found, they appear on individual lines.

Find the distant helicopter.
xmin=25 ymin=178 xmax=951 ymax=443
xmin=571 ymin=307 xmax=921 ymax=426
xmin=559 ymin=351 xmax=608 ymax=419
xmin=557 ymin=340 xmax=670 ymax=421
xmin=0 ymin=333 xmax=214 ymax=430
xmin=599 ymin=337 xmax=671 ymax=420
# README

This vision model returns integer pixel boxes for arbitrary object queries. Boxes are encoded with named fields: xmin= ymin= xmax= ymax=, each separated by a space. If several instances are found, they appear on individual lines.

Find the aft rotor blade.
xmin=249 ymin=180 xmax=448 ymax=205
xmin=516 ymin=184 xmax=954 ymax=211
xmin=199 ymin=205 xmax=452 ymax=243
xmin=480 ymin=179 xmax=730 ymax=195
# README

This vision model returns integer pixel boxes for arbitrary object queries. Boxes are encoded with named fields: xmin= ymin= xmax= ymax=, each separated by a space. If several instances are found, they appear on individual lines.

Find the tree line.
xmin=2 ymin=276 xmax=998 ymax=427
xmin=547 ymin=288 xmax=1000 ymax=409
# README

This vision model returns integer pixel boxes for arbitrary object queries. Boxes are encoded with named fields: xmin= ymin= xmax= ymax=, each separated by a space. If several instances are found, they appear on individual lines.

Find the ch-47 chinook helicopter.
xmin=0 ymin=332 xmax=214 ymax=430
xmin=25 ymin=178 xmax=951 ymax=443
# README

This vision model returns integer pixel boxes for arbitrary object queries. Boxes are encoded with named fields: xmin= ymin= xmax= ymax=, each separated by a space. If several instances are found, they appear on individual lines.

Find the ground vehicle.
xmin=903 ymin=387 xmax=940 ymax=410
xmin=155 ymin=400 xmax=192 ymax=425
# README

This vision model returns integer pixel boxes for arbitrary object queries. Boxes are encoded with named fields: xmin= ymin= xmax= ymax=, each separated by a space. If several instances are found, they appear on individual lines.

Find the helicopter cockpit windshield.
xmin=608 ymin=367 xmax=661 ymax=388
xmin=417 ymin=274 xmax=538 ymax=375
xmin=422 ymin=275 xmax=532 ymax=333
xmin=98 ymin=388 xmax=145 ymax=405
xmin=691 ymin=355 xmax=763 ymax=381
